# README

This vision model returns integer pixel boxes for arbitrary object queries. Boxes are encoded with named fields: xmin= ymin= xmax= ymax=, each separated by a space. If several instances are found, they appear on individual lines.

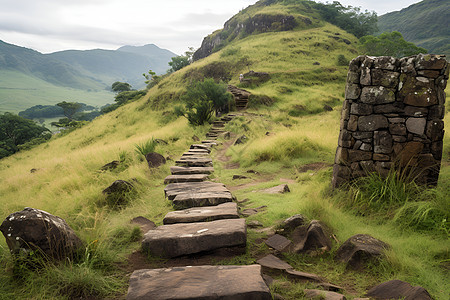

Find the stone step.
xmin=186 ymin=148 xmax=210 ymax=153
xmin=142 ymin=218 xmax=247 ymax=258
xmin=165 ymin=181 xmax=229 ymax=200
xmin=175 ymin=158 xmax=213 ymax=167
xmin=163 ymin=202 xmax=239 ymax=224
xmin=170 ymin=166 xmax=214 ymax=175
xmin=127 ymin=265 xmax=271 ymax=300
xmin=164 ymin=174 xmax=209 ymax=184
xmin=172 ymin=191 xmax=234 ymax=209
xmin=179 ymin=155 xmax=210 ymax=160
xmin=190 ymin=144 xmax=211 ymax=150
xmin=181 ymin=152 xmax=210 ymax=157
xmin=201 ymin=140 xmax=219 ymax=145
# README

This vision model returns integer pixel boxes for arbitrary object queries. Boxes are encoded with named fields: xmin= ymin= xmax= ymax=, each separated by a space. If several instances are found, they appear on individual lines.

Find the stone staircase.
xmin=127 ymin=114 xmax=271 ymax=300
xmin=228 ymin=85 xmax=251 ymax=110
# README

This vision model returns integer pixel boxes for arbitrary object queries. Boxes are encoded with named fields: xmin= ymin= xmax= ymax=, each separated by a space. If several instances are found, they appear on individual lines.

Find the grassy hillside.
xmin=0 ymin=0 xmax=448 ymax=299
xmin=0 ymin=70 xmax=113 ymax=113
xmin=378 ymin=0 xmax=450 ymax=56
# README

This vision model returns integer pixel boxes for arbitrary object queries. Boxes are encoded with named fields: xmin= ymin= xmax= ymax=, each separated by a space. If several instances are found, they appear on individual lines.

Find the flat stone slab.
xmin=261 ymin=184 xmax=290 ymax=194
xmin=164 ymin=181 xmax=229 ymax=200
xmin=185 ymin=148 xmax=210 ymax=153
xmin=181 ymin=152 xmax=210 ymax=156
xmin=257 ymin=254 xmax=293 ymax=272
xmin=142 ymin=219 xmax=247 ymax=258
xmin=190 ymin=144 xmax=211 ymax=150
xmin=265 ymin=234 xmax=292 ymax=252
xmin=170 ymin=166 xmax=214 ymax=175
xmin=172 ymin=191 xmax=234 ymax=209
xmin=163 ymin=174 xmax=209 ymax=184
xmin=175 ymin=157 xmax=213 ymax=167
xmin=127 ymin=265 xmax=271 ymax=300
xmin=163 ymin=202 xmax=239 ymax=224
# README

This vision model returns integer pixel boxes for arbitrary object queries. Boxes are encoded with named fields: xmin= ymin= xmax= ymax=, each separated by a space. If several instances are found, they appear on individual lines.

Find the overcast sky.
xmin=0 ymin=0 xmax=422 ymax=55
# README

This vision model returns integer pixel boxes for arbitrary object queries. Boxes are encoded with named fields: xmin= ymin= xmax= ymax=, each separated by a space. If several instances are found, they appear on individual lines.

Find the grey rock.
xmin=127 ymin=265 xmax=271 ymax=300
xmin=292 ymin=220 xmax=332 ymax=253
xmin=265 ymin=234 xmax=292 ymax=252
xmin=261 ymin=184 xmax=290 ymax=194
xmin=406 ymin=118 xmax=426 ymax=135
xmin=366 ymin=279 xmax=432 ymax=300
xmin=145 ymin=152 xmax=166 ymax=168
xmin=142 ymin=219 xmax=246 ymax=258
xmin=163 ymin=174 xmax=209 ymax=184
xmin=170 ymin=166 xmax=214 ymax=175
xmin=172 ymin=191 xmax=234 ymax=209
xmin=345 ymin=84 xmax=361 ymax=100
xmin=358 ymin=115 xmax=388 ymax=131
xmin=374 ymin=131 xmax=393 ymax=154
xmin=164 ymin=181 xmax=229 ymax=200
xmin=163 ymin=202 xmax=239 ymax=224
xmin=360 ymin=86 xmax=395 ymax=104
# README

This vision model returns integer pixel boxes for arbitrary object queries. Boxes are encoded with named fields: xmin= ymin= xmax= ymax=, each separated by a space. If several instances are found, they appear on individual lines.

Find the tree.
xmin=175 ymin=79 xmax=231 ymax=126
xmin=143 ymin=69 xmax=161 ymax=89
xmin=361 ymin=31 xmax=427 ymax=58
xmin=168 ymin=47 xmax=195 ymax=73
xmin=0 ymin=112 xmax=50 ymax=158
xmin=111 ymin=81 xmax=132 ymax=93
xmin=56 ymin=101 xmax=82 ymax=120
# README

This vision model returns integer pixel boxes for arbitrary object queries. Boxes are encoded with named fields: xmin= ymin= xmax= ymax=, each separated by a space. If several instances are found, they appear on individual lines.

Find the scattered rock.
xmin=100 ymin=160 xmax=120 ymax=171
xmin=131 ymin=216 xmax=156 ymax=233
xmin=247 ymin=220 xmax=264 ymax=228
xmin=257 ymin=254 xmax=292 ymax=274
xmin=233 ymin=174 xmax=249 ymax=180
xmin=278 ymin=214 xmax=306 ymax=234
xmin=102 ymin=180 xmax=134 ymax=208
xmin=145 ymin=152 xmax=166 ymax=168
xmin=234 ymin=135 xmax=248 ymax=145
xmin=304 ymin=289 xmax=346 ymax=300
xmin=323 ymin=104 xmax=333 ymax=111
xmin=335 ymin=234 xmax=390 ymax=269
xmin=365 ymin=279 xmax=432 ymax=300
xmin=247 ymin=169 xmax=260 ymax=175
xmin=313 ymin=61 xmax=320 ymax=65
xmin=286 ymin=269 xmax=321 ymax=283
xmin=265 ymin=234 xmax=292 ymax=252
xmin=292 ymin=220 xmax=331 ymax=253
xmin=30 ymin=168 xmax=39 ymax=173
xmin=127 ymin=265 xmax=271 ymax=300
xmin=0 ymin=207 xmax=83 ymax=260
xmin=261 ymin=184 xmax=290 ymax=194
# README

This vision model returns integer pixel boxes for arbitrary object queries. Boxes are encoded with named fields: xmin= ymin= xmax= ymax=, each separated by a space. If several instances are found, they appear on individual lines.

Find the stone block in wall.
xmin=358 ymin=115 xmax=389 ymax=131
xmin=333 ymin=54 xmax=447 ymax=188
xmin=360 ymin=86 xmax=396 ymax=104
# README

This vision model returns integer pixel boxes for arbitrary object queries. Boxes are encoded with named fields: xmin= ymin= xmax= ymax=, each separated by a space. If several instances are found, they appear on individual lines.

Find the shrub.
xmin=337 ymin=54 xmax=349 ymax=66
xmin=134 ymin=138 xmax=157 ymax=157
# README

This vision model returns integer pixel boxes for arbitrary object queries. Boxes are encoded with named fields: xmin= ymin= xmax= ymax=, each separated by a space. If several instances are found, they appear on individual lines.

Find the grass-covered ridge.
xmin=0 ymin=0 xmax=449 ymax=298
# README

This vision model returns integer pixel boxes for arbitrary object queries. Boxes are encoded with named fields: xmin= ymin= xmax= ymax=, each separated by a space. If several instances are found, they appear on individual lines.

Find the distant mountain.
xmin=0 ymin=41 xmax=176 ymax=112
xmin=378 ymin=0 xmax=449 ymax=56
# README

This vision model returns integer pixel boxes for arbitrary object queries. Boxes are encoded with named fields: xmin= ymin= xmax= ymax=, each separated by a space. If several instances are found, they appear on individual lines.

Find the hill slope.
xmin=378 ymin=0 xmax=450 ymax=56
xmin=0 ymin=0 xmax=448 ymax=299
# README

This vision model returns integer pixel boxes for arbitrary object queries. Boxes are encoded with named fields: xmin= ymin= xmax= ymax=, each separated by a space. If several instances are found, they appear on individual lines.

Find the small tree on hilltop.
xmin=175 ymin=78 xmax=231 ymax=126
xmin=111 ymin=81 xmax=132 ymax=93
xmin=168 ymin=47 xmax=195 ymax=73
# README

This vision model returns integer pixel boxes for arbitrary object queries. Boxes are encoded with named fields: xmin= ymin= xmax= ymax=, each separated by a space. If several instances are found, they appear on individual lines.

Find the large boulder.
xmin=0 ymin=207 xmax=83 ymax=260
xmin=335 ymin=234 xmax=390 ymax=269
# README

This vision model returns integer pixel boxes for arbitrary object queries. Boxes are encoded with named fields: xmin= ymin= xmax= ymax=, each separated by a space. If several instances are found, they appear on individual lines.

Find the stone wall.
xmin=333 ymin=54 xmax=448 ymax=188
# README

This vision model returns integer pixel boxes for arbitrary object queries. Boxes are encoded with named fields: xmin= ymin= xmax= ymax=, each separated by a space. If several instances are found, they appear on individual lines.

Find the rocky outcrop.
xmin=0 ymin=207 xmax=83 ymax=260
xmin=333 ymin=54 xmax=448 ymax=188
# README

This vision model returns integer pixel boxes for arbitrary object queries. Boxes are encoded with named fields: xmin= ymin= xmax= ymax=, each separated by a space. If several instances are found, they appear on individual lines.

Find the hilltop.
xmin=0 ymin=0 xmax=448 ymax=299
xmin=378 ymin=0 xmax=450 ymax=56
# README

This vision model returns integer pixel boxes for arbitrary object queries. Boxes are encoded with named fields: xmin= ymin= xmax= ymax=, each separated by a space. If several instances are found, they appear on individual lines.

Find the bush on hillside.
xmin=360 ymin=31 xmax=428 ymax=58
xmin=175 ymin=79 xmax=232 ymax=126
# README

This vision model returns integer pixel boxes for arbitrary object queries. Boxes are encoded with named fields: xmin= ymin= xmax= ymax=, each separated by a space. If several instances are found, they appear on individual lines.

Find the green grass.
xmin=0 ymin=70 xmax=113 ymax=113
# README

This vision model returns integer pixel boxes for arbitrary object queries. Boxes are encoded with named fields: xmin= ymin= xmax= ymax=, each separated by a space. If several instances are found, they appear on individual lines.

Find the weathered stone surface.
xmin=365 ymin=279 xmax=432 ymax=300
xmin=234 ymin=135 xmax=248 ymax=145
xmin=415 ymin=53 xmax=447 ymax=70
xmin=389 ymin=123 xmax=407 ymax=136
xmin=399 ymin=75 xmax=437 ymax=107
xmin=292 ymin=220 xmax=331 ymax=253
xmin=345 ymin=83 xmax=361 ymax=100
xmin=163 ymin=174 xmax=209 ymax=184
xmin=164 ymin=202 xmax=239 ymax=224
xmin=175 ymin=157 xmax=213 ymax=167
xmin=102 ymin=180 xmax=134 ymax=207
xmin=181 ymin=152 xmax=210 ymax=156
xmin=185 ymin=148 xmax=210 ymax=154
xmin=351 ymin=103 xmax=373 ymax=115
xmin=360 ymin=86 xmax=395 ymax=104
xmin=358 ymin=115 xmax=388 ymax=131
xmin=286 ymin=269 xmax=322 ymax=283
xmin=257 ymin=254 xmax=292 ymax=272
xmin=406 ymin=117 xmax=426 ymax=135
xmin=164 ymin=181 xmax=229 ymax=200
xmin=374 ymin=131 xmax=393 ymax=154
xmin=335 ymin=234 xmax=390 ymax=269
xmin=265 ymin=234 xmax=292 ymax=252
xmin=172 ymin=192 xmax=234 ymax=209
xmin=426 ymin=119 xmax=444 ymax=141
xmin=190 ymin=144 xmax=211 ymax=150
xmin=100 ymin=160 xmax=120 ymax=171
xmin=0 ymin=207 xmax=82 ymax=260
xmin=335 ymin=147 xmax=349 ymax=164
xmin=348 ymin=149 xmax=372 ymax=162
xmin=360 ymin=67 xmax=371 ymax=85
xmin=131 ymin=216 xmax=156 ymax=233
xmin=373 ymin=56 xmax=398 ymax=71
xmin=347 ymin=71 xmax=360 ymax=84
xmin=347 ymin=115 xmax=358 ymax=131
xmin=371 ymin=69 xmax=399 ymax=88
xmin=261 ymin=184 xmax=290 ymax=194
xmin=279 ymin=214 xmax=306 ymax=233
xmin=373 ymin=103 xmax=404 ymax=114
xmin=127 ymin=265 xmax=271 ymax=300
xmin=170 ymin=166 xmax=214 ymax=175
xmin=145 ymin=152 xmax=166 ymax=168
xmin=142 ymin=219 xmax=246 ymax=258
xmin=304 ymin=289 xmax=346 ymax=300
xmin=233 ymin=174 xmax=249 ymax=180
